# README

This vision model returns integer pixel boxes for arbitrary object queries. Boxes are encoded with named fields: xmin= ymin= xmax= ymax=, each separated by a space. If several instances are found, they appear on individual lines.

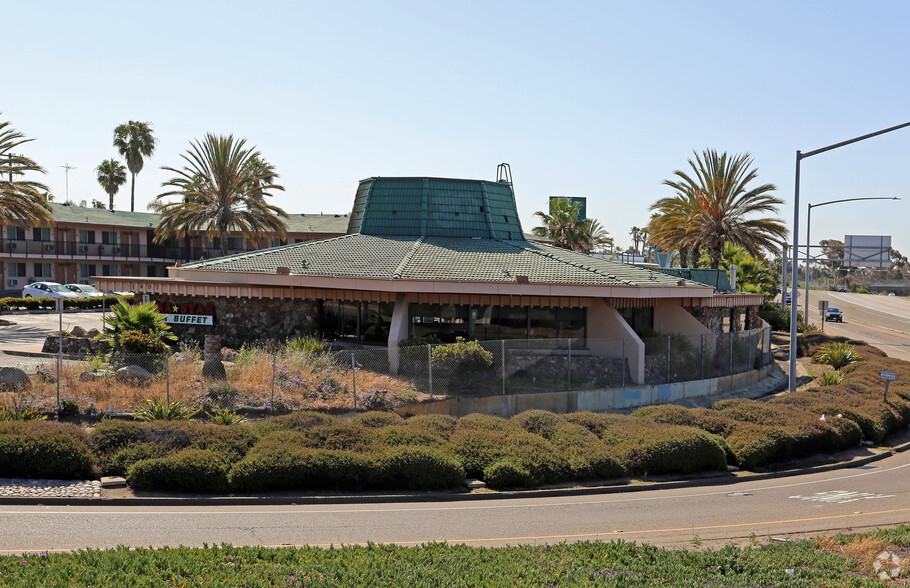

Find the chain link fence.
xmin=0 ymin=326 xmax=771 ymax=414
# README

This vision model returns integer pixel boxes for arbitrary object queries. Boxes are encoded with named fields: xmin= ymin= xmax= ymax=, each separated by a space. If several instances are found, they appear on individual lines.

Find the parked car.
xmin=21 ymin=281 xmax=81 ymax=299
xmin=784 ymin=292 xmax=798 ymax=304
xmin=825 ymin=307 xmax=843 ymax=322
xmin=838 ymin=285 xmax=847 ymax=292
xmin=105 ymin=289 xmax=135 ymax=297
xmin=64 ymin=283 xmax=104 ymax=298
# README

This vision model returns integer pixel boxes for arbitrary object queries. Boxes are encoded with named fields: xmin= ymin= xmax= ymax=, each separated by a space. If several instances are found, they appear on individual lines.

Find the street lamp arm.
xmin=801 ymin=121 xmax=910 ymax=159
xmin=808 ymin=196 xmax=900 ymax=211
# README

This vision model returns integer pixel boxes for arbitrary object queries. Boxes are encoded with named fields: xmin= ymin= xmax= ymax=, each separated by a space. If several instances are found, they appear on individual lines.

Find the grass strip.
xmin=1 ymin=525 xmax=907 ymax=587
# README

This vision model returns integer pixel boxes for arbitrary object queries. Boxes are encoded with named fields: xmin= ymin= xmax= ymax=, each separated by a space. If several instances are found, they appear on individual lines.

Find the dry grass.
xmin=815 ymin=535 xmax=910 ymax=582
xmin=3 ymin=347 xmax=434 ymax=414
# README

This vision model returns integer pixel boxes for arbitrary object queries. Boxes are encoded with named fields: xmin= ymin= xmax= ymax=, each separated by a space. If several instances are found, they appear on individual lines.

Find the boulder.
xmin=0 ymin=367 xmax=31 ymax=391
xmin=115 ymin=365 xmax=154 ymax=387
xmin=70 ymin=326 xmax=87 ymax=337
xmin=86 ymin=328 xmax=101 ymax=338
xmin=79 ymin=369 xmax=107 ymax=382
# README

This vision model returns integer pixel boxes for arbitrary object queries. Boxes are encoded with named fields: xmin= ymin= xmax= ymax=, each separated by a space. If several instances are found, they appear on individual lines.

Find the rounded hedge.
xmin=128 ymin=449 xmax=229 ymax=494
xmin=0 ymin=421 xmax=94 ymax=479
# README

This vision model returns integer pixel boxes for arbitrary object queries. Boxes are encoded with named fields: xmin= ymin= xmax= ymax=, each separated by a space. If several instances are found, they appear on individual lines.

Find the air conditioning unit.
xmin=9 ymin=242 xmax=16 ymax=250
xmin=78 ymin=245 xmax=88 ymax=253
xmin=112 ymin=246 xmax=121 ymax=254
xmin=7 ymin=279 xmax=17 ymax=287
xmin=44 ymin=243 xmax=55 ymax=252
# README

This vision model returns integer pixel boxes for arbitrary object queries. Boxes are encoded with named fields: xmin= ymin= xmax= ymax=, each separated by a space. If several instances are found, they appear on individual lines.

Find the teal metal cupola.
xmin=345 ymin=173 xmax=525 ymax=240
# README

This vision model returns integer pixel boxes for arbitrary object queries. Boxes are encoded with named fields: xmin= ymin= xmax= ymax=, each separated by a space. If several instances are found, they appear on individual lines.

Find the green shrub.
xmin=92 ymin=419 xmax=146 ymax=455
xmin=128 ymin=449 xmax=229 ymax=494
xmin=374 ymin=447 xmax=464 ymax=490
xmin=511 ymin=410 xmax=565 ymax=438
xmin=450 ymin=429 xmax=510 ymax=478
xmin=229 ymin=447 xmax=372 ymax=492
xmin=815 ymin=343 xmax=861 ymax=370
xmin=483 ymin=459 xmax=532 ymax=489
xmin=104 ymin=442 xmax=171 ymax=476
xmin=0 ymin=421 xmax=94 ymax=479
xmin=252 ymin=411 xmax=340 ymax=436
xmin=368 ymin=426 xmax=446 ymax=450
xmin=350 ymin=411 xmax=404 ymax=428
xmin=403 ymin=414 xmax=458 ymax=440
xmin=455 ymin=413 xmax=514 ymax=433
xmin=298 ymin=424 xmax=371 ymax=451
xmin=610 ymin=425 xmax=728 ymax=475
xmin=548 ymin=424 xmax=625 ymax=480
xmin=431 ymin=338 xmax=494 ymax=370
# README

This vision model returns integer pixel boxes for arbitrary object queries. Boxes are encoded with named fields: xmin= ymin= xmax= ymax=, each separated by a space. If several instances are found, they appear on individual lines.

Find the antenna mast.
xmin=60 ymin=163 xmax=77 ymax=203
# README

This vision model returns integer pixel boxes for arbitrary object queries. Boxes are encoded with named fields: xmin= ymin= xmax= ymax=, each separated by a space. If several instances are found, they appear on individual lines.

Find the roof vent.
xmin=515 ymin=275 xmax=529 ymax=284
xmin=276 ymin=266 xmax=291 ymax=275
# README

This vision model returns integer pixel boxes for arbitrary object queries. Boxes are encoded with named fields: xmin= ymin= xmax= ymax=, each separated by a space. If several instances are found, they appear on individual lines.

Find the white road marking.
xmin=789 ymin=490 xmax=895 ymax=504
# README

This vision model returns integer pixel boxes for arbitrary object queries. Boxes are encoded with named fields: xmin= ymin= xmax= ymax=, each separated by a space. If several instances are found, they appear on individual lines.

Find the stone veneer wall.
xmin=684 ymin=304 xmax=763 ymax=332
xmin=161 ymin=296 xmax=318 ymax=347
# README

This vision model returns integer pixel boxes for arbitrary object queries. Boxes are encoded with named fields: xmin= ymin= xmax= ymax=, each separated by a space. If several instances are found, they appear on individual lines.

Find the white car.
xmin=21 ymin=281 xmax=81 ymax=299
xmin=64 ymin=283 xmax=105 ymax=298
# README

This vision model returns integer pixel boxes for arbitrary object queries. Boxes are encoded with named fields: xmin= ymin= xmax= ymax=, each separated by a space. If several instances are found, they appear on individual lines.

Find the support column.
xmin=387 ymin=293 xmax=410 ymax=373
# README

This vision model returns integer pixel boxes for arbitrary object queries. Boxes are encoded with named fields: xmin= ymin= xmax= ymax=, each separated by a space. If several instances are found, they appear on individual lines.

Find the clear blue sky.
xmin=5 ymin=1 xmax=910 ymax=256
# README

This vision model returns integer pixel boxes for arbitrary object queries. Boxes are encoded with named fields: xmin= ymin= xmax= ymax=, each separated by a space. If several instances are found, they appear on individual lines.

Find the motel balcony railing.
xmin=0 ymin=238 xmax=258 ymax=263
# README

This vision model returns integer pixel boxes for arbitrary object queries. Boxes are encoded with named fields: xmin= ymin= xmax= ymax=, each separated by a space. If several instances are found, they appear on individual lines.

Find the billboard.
xmin=843 ymin=235 xmax=891 ymax=268
xmin=549 ymin=196 xmax=587 ymax=220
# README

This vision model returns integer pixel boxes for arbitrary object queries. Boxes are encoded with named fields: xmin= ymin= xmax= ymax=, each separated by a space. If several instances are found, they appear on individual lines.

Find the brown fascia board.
xmin=149 ymin=267 xmax=717 ymax=300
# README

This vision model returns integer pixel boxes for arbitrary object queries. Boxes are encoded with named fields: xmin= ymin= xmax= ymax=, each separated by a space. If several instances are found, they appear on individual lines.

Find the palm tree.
xmin=532 ymin=197 xmax=610 ymax=252
xmin=656 ymin=149 xmax=788 ymax=269
xmin=96 ymin=158 xmax=127 ymax=210
xmin=113 ymin=120 xmax=157 ymax=212
xmin=0 ymin=115 xmax=51 ymax=227
xmin=152 ymin=133 xmax=288 ymax=257
xmin=648 ymin=196 xmax=701 ymax=268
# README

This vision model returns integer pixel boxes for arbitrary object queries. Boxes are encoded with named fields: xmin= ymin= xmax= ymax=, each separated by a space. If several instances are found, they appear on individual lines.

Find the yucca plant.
xmin=815 ymin=342 xmax=861 ymax=370
xmin=207 ymin=408 xmax=246 ymax=425
xmin=97 ymin=300 xmax=178 ymax=352
xmin=133 ymin=398 xmax=197 ymax=421
xmin=0 ymin=405 xmax=47 ymax=421
xmin=285 ymin=336 xmax=327 ymax=354
xmin=816 ymin=371 xmax=844 ymax=387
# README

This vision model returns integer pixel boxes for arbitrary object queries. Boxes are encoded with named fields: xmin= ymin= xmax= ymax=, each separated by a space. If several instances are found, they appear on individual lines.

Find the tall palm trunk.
xmin=130 ymin=173 xmax=136 ymax=212
xmin=679 ymin=247 xmax=689 ymax=268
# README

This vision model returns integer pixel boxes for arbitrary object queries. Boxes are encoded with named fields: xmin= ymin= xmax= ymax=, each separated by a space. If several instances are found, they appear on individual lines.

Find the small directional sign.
xmin=881 ymin=370 xmax=897 ymax=381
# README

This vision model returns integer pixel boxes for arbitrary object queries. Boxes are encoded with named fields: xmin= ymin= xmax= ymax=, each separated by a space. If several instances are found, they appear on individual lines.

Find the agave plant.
xmin=815 ymin=371 xmax=845 ymax=387
xmin=814 ymin=343 xmax=860 ymax=370
xmin=0 ymin=405 xmax=47 ymax=421
xmin=207 ymin=408 xmax=246 ymax=425
xmin=133 ymin=398 xmax=197 ymax=421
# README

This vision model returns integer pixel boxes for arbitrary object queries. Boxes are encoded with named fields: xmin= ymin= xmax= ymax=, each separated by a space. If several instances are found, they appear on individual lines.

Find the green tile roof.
xmin=182 ymin=234 xmax=702 ymax=288
xmin=49 ymin=203 xmax=159 ymax=228
xmin=346 ymin=177 xmax=525 ymax=240
xmin=47 ymin=203 xmax=349 ymax=235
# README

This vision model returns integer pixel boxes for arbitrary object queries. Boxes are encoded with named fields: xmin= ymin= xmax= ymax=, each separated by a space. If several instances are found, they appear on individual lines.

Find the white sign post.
xmin=880 ymin=370 xmax=897 ymax=402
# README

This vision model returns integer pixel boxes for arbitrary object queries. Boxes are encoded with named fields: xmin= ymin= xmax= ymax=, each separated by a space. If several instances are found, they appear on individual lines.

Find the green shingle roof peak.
xmin=346 ymin=176 xmax=525 ymax=240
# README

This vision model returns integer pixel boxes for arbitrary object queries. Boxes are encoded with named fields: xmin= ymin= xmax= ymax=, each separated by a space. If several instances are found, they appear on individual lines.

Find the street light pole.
xmin=789 ymin=121 xmax=910 ymax=392
xmin=803 ymin=197 xmax=899 ymax=324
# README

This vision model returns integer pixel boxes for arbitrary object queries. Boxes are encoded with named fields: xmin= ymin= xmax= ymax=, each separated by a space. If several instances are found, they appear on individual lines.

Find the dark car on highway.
xmin=825 ymin=307 xmax=843 ymax=322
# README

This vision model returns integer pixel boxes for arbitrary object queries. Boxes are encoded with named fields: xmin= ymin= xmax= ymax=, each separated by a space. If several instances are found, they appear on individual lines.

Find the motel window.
xmin=33 ymin=263 xmax=51 ymax=278
xmin=32 ymin=227 xmax=50 ymax=242
xmin=271 ymin=238 xmax=287 ymax=247
xmin=8 ymin=263 xmax=26 ymax=277
xmin=101 ymin=231 xmax=118 ymax=245
xmin=147 ymin=265 xmax=157 ymax=277
xmin=6 ymin=226 xmax=25 ymax=240
xmin=102 ymin=264 xmax=120 ymax=277
xmin=78 ymin=230 xmax=95 ymax=244
xmin=79 ymin=264 xmax=96 ymax=280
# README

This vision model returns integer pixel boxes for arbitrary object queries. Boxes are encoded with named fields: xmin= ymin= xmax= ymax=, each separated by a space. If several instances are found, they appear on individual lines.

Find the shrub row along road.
xmin=803 ymin=291 xmax=910 ymax=362
xmin=0 ymin=448 xmax=908 ymax=554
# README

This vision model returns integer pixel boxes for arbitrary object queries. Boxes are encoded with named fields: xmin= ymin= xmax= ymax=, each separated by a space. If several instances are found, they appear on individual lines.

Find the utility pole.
xmin=60 ymin=164 xmax=76 ymax=203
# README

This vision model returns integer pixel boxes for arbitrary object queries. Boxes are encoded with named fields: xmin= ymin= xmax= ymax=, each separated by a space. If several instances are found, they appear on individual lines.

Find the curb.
xmin=2 ymin=437 xmax=907 ymax=508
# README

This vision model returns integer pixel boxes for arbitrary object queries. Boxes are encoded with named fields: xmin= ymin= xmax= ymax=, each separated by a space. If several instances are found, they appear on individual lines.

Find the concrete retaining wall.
xmin=395 ymin=364 xmax=776 ymax=418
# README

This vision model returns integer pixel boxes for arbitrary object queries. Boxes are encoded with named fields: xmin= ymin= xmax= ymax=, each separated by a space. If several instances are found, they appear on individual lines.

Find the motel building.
xmin=94 ymin=175 xmax=766 ymax=386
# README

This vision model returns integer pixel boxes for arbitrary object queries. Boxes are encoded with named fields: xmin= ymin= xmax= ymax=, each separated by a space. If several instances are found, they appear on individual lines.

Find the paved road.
xmin=0 ymin=449 xmax=908 ymax=554
xmin=799 ymin=291 xmax=910 ymax=361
